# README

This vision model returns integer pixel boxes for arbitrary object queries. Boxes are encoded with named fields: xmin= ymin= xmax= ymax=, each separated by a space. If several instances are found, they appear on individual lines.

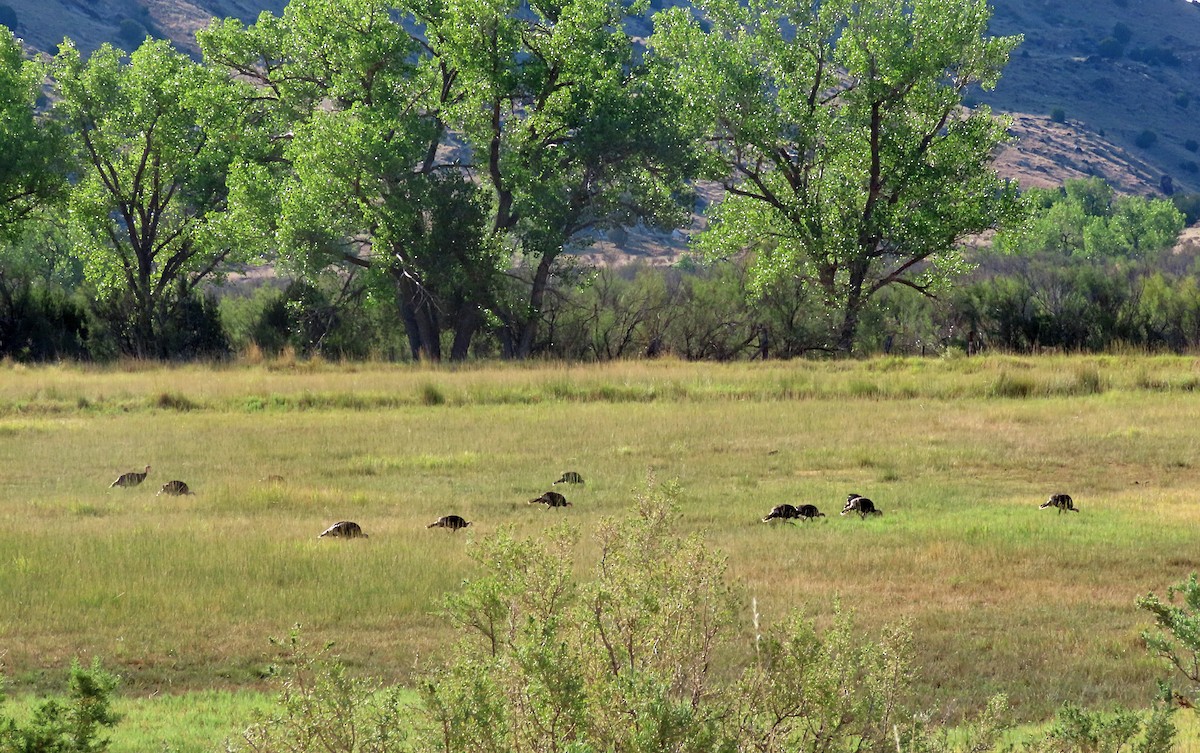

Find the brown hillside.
xmin=981 ymin=0 xmax=1200 ymax=195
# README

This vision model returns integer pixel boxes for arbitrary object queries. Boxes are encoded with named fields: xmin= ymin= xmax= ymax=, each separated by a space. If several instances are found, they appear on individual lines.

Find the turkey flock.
xmin=108 ymin=465 xmax=193 ymax=497
xmin=107 ymin=461 xmax=1079 ymax=540
xmin=107 ymin=464 xmax=587 ymax=539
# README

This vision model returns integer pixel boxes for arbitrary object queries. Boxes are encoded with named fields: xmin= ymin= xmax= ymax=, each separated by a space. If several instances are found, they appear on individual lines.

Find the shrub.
xmin=116 ymin=18 xmax=147 ymax=48
xmin=1136 ymin=130 xmax=1159 ymax=149
xmin=0 ymin=659 xmax=120 ymax=753
xmin=1137 ymin=572 xmax=1200 ymax=705
xmin=419 ymin=480 xmax=916 ymax=753
xmin=1185 ymin=140 xmax=1199 ymax=153
xmin=1022 ymin=703 xmax=1175 ymax=753
xmin=1170 ymin=193 xmax=1200 ymax=224
xmin=232 ymin=631 xmax=411 ymax=753
xmin=1095 ymin=38 xmax=1124 ymax=59
xmin=1051 ymin=108 xmax=1067 ymax=123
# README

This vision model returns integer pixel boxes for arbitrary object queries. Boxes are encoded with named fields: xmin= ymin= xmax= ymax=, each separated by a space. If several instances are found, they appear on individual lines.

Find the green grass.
xmin=2 ymin=355 xmax=1200 ymax=733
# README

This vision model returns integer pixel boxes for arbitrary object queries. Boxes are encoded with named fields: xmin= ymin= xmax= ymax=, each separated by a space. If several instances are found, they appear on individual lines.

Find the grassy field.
xmin=2 ymin=354 xmax=1200 ymax=746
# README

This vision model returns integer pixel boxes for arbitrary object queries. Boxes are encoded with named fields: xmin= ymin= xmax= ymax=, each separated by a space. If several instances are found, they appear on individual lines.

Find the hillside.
xmin=981 ymin=0 xmax=1200 ymax=196
xmin=2 ymin=0 xmax=1198 ymax=197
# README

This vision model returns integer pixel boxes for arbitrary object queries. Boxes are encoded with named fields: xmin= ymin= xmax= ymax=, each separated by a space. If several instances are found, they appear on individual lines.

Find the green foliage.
xmin=420 ymin=482 xmax=736 ymax=752
xmin=0 ymin=217 xmax=89 ymax=360
xmin=230 ymin=631 xmax=412 ymax=753
xmin=201 ymin=0 xmax=499 ymax=362
xmin=1137 ymin=572 xmax=1200 ymax=707
xmin=994 ymin=178 xmax=1184 ymax=260
xmin=1168 ymin=192 xmax=1199 ymax=224
xmin=1022 ymin=703 xmax=1175 ymax=753
xmin=0 ymin=28 xmax=65 ymax=240
xmin=201 ymin=0 xmax=698 ymax=361
xmin=1134 ymin=131 xmax=1158 ymax=149
xmin=731 ymin=608 xmax=914 ymax=753
xmin=419 ymin=480 xmax=915 ymax=752
xmin=898 ymin=694 xmax=1014 ymax=753
xmin=51 ymin=38 xmax=263 ymax=358
xmin=652 ymin=0 xmax=1024 ymax=352
xmin=0 ymin=659 xmax=120 ymax=753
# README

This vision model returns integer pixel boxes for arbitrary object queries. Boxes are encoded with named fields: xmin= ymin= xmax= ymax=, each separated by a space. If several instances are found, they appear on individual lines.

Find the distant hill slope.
xmin=1 ymin=0 xmax=283 ymax=58
xmin=2 ymin=0 xmax=1198 ymax=198
xmin=980 ymin=0 xmax=1200 ymax=196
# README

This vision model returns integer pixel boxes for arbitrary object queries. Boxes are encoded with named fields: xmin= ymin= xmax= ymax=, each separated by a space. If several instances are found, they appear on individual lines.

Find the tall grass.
xmin=2 ymin=355 xmax=1200 ymax=726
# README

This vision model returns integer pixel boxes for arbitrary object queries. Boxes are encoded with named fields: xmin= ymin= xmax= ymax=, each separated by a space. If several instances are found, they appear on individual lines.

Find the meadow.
xmin=2 ymin=354 xmax=1200 ymax=750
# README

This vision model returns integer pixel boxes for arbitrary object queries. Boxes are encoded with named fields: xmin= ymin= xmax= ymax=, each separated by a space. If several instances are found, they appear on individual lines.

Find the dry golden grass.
xmin=2 ymin=354 xmax=1200 ymax=728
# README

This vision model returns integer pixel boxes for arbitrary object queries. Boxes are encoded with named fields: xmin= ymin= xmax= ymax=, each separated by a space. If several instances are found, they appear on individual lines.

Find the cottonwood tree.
xmin=0 ymin=28 xmax=64 ymax=240
xmin=651 ymin=0 xmax=1025 ymax=353
xmin=414 ymin=0 xmax=701 ymax=358
xmin=199 ymin=0 xmax=501 ymax=361
xmin=52 ymin=39 xmax=262 ymax=357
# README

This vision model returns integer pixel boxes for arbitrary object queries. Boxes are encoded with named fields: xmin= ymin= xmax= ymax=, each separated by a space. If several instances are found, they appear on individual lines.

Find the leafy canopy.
xmin=651 ymin=0 xmax=1025 ymax=352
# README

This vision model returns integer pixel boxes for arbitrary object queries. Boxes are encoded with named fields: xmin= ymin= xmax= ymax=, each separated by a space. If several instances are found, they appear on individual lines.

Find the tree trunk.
xmin=450 ymin=305 xmax=480 ymax=361
xmin=514 ymin=251 xmax=557 ymax=359
xmin=836 ymin=261 xmax=869 ymax=354
xmin=392 ymin=270 xmax=441 ymax=362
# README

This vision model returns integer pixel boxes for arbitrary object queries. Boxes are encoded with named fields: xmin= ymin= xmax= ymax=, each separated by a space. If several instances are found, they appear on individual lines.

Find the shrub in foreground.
xmin=0 ymin=659 xmax=119 ymax=753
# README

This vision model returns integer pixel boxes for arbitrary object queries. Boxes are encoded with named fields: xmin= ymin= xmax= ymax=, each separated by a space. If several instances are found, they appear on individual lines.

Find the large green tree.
xmin=52 ymin=39 xmax=262 ymax=357
xmin=415 ymin=0 xmax=700 ymax=357
xmin=0 ymin=28 xmax=64 ymax=240
xmin=199 ymin=0 xmax=500 ymax=362
xmin=204 ymin=0 xmax=699 ymax=361
xmin=651 ymin=0 xmax=1025 ymax=353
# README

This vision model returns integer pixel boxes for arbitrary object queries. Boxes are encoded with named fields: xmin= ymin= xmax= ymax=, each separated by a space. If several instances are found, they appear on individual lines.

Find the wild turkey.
xmin=796 ymin=504 xmax=826 ymax=520
xmin=262 ymin=475 xmax=285 ymax=484
xmin=110 ymin=466 xmax=151 ymax=488
xmin=554 ymin=471 xmax=584 ymax=485
xmin=530 ymin=491 xmax=571 ymax=508
xmin=157 ymin=480 xmax=193 ymax=496
xmin=428 ymin=514 xmax=472 ymax=531
xmin=1040 ymin=493 xmax=1079 ymax=513
xmin=841 ymin=493 xmax=882 ymax=519
xmin=761 ymin=503 xmax=799 ymax=522
xmin=319 ymin=521 xmax=368 ymax=538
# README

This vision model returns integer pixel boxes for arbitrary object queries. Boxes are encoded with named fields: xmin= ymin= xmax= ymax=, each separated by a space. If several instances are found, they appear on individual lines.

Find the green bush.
xmin=0 ymin=659 xmax=120 ymax=753
xmin=232 ymin=632 xmax=411 ymax=753
xmin=1095 ymin=38 xmax=1124 ymax=59
xmin=420 ymin=480 xmax=916 ymax=753
xmin=1022 ymin=703 xmax=1175 ymax=753
xmin=1137 ymin=572 xmax=1200 ymax=706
